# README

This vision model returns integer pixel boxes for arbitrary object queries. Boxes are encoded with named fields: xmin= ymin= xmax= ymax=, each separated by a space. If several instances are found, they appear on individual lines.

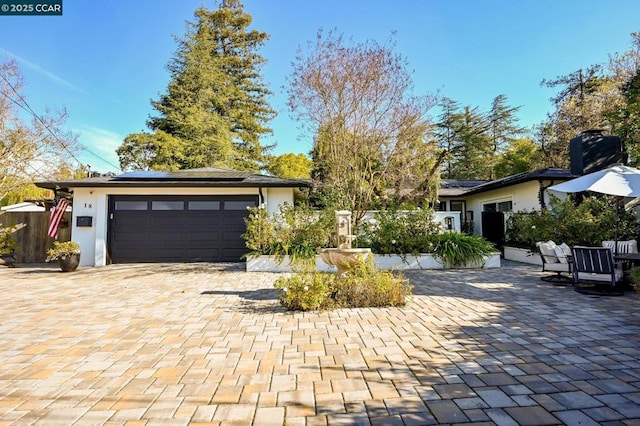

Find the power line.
xmin=0 ymin=72 xmax=122 ymax=172
xmin=0 ymin=71 xmax=84 ymax=165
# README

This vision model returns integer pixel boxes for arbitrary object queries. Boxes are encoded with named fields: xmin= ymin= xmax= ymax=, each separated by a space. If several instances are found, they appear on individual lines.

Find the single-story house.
xmin=436 ymin=131 xmax=626 ymax=246
xmin=36 ymin=168 xmax=309 ymax=267
xmin=437 ymin=168 xmax=578 ymax=246
xmin=32 ymin=163 xmax=588 ymax=267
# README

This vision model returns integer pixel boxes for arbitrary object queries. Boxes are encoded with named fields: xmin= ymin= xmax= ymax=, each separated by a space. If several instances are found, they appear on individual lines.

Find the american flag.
xmin=47 ymin=198 xmax=70 ymax=239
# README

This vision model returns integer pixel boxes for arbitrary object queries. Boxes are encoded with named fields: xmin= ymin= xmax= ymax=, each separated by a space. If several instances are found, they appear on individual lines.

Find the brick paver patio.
xmin=0 ymin=261 xmax=639 ymax=425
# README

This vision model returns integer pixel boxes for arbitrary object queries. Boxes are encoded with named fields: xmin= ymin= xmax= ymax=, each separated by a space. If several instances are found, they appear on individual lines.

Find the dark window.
xmin=188 ymin=201 xmax=221 ymax=210
xmin=152 ymin=201 xmax=184 ymax=211
xmin=115 ymin=201 xmax=148 ymax=210
xmin=483 ymin=201 xmax=512 ymax=213
xmin=483 ymin=203 xmax=497 ymax=212
xmin=450 ymin=200 xmax=464 ymax=212
xmin=225 ymin=200 xmax=256 ymax=210
xmin=498 ymin=201 xmax=513 ymax=213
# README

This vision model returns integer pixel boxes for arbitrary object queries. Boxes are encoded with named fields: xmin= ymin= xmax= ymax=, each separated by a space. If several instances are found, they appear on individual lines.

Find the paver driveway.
xmin=0 ymin=261 xmax=639 ymax=425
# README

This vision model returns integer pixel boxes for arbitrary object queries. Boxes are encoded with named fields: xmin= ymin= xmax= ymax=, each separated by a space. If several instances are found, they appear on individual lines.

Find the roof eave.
xmin=35 ymin=179 xmax=311 ymax=191
xmin=462 ymin=170 xmax=577 ymax=196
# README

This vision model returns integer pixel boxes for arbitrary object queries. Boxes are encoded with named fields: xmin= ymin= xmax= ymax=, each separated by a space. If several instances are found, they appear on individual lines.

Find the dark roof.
xmin=461 ymin=168 xmax=578 ymax=196
xmin=439 ymin=179 xmax=490 ymax=197
xmin=36 ymin=168 xmax=311 ymax=191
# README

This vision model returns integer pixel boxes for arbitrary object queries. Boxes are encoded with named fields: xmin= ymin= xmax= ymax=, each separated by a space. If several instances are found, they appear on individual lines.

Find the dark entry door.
xmin=481 ymin=211 xmax=505 ymax=250
xmin=107 ymin=195 xmax=258 ymax=263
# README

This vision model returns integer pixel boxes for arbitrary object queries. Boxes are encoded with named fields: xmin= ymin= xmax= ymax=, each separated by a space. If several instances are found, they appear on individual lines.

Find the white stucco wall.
xmin=70 ymin=186 xmax=294 ymax=267
xmin=464 ymin=180 xmax=544 ymax=235
xmin=361 ymin=211 xmax=461 ymax=232
xmin=263 ymin=187 xmax=294 ymax=216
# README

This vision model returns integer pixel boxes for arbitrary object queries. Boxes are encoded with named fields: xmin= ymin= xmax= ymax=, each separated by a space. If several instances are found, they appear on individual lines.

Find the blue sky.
xmin=1 ymin=1 xmax=639 ymax=173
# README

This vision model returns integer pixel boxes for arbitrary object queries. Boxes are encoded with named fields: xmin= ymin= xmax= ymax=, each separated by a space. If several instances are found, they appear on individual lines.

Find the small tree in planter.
xmin=0 ymin=226 xmax=18 ymax=267
xmin=46 ymin=241 xmax=81 ymax=272
xmin=243 ymin=203 xmax=334 ymax=268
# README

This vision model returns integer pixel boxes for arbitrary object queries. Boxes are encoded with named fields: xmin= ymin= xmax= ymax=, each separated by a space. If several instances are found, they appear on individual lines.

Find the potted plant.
xmin=0 ymin=227 xmax=18 ymax=268
xmin=46 ymin=241 xmax=81 ymax=272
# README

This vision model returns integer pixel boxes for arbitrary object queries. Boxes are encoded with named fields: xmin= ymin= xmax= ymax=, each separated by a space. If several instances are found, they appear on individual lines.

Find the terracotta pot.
xmin=59 ymin=253 xmax=80 ymax=272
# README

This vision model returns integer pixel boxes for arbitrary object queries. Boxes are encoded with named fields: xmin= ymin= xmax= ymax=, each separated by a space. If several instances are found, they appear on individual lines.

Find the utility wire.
xmin=0 ymin=72 xmax=122 ymax=172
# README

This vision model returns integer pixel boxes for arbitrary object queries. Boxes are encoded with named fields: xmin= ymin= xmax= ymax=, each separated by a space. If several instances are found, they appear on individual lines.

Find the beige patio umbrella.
xmin=549 ymin=164 xmax=640 ymax=254
xmin=549 ymin=165 xmax=640 ymax=197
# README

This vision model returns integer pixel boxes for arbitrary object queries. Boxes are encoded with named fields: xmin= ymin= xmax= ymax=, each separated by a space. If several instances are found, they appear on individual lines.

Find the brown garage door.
xmin=107 ymin=195 xmax=258 ymax=263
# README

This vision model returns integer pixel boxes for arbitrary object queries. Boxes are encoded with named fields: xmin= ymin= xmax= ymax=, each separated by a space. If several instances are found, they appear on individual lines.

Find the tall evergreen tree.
xmin=487 ymin=94 xmax=526 ymax=178
xmin=434 ymin=97 xmax=462 ymax=179
xmin=452 ymin=106 xmax=492 ymax=179
xmin=143 ymin=0 xmax=275 ymax=171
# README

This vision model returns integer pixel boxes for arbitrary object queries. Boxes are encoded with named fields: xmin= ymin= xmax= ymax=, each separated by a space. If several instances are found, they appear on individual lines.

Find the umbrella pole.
xmin=615 ymin=197 xmax=620 ymax=256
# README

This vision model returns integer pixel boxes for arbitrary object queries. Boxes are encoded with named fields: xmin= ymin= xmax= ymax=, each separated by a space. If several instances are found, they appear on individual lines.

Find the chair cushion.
xmin=576 ymin=268 xmax=624 ymax=283
xmin=558 ymin=243 xmax=572 ymax=256
xmin=538 ymin=242 xmax=559 ymax=263
xmin=544 ymin=262 xmax=571 ymax=272
xmin=554 ymin=243 xmax=571 ymax=263
xmin=602 ymin=240 xmax=639 ymax=254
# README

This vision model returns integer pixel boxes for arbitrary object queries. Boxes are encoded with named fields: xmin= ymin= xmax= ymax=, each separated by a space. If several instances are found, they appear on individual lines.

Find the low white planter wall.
xmin=374 ymin=254 xmax=444 ymax=270
xmin=246 ymin=252 xmax=501 ymax=272
xmin=246 ymin=255 xmax=336 ymax=273
xmin=503 ymin=246 xmax=542 ymax=265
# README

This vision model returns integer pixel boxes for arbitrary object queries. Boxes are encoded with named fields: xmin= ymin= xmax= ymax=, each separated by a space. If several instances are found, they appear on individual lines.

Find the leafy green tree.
xmin=116 ymin=131 xmax=185 ymax=171
xmin=265 ymin=153 xmax=312 ymax=178
xmin=608 ymin=69 xmax=640 ymax=165
xmin=534 ymin=32 xmax=640 ymax=168
xmin=124 ymin=0 xmax=275 ymax=171
xmin=539 ymin=66 xmax=607 ymax=167
xmin=494 ymin=137 xmax=542 ymax=178
xmin=605 ymin=33 xmax=640 ymax=164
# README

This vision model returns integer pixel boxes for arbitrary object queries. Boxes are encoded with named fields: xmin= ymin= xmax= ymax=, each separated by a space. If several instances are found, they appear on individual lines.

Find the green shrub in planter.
xmin=243 ymin=203 xmax=334 ymax=267
xmin=46 ymin=241 xmax=80 ymax=261
xmin=505 ymin=195 xmax=638 ymax=250
xmin=433 ymin=232 xmax=496 ymax=267
xmin=356 ymin=208 xmax=440 ymax=254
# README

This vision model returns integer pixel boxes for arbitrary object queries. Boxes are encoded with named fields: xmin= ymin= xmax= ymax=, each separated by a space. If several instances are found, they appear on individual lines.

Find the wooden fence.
xmin=0 ymin=211 xmax=71 ymax=263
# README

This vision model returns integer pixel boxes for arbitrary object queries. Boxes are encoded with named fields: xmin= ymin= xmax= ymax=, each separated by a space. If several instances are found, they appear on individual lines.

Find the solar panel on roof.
xmin=115 ymin=170 xmax=252 ymax=180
